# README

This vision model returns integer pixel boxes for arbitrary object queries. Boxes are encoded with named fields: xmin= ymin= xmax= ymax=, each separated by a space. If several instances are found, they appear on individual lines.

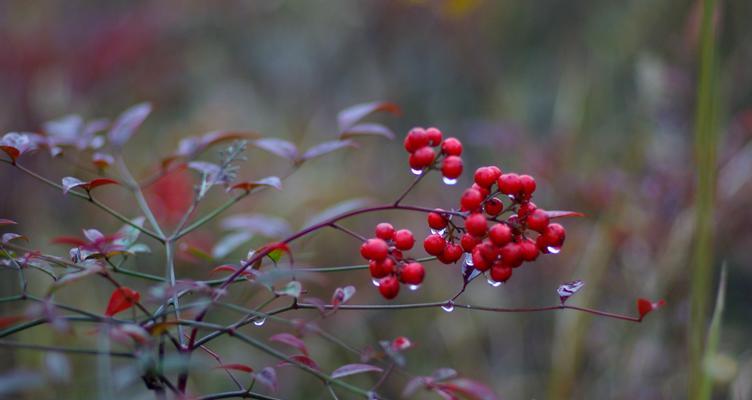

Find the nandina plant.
xmin=0 ymin=102 xmax=664 ymax=399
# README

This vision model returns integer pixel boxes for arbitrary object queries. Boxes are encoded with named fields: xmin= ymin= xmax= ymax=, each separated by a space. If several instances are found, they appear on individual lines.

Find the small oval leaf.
xmin=331 ymin=363 xmax=383 ymax=379
xmin=108 ymin=103 xmax=152 ymax=147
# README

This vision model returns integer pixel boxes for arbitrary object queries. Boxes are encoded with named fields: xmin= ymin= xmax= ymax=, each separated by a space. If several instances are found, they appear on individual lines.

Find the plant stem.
xmin=173 ymin=193 xmax=248 ymax=240
xmin=0 ymin=339 xmax=135 ymax=357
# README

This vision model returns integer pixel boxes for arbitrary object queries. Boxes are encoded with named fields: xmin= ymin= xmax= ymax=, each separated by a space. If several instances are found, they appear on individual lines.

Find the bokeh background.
xmin=1 ymin=1 xmax=751 ymax=399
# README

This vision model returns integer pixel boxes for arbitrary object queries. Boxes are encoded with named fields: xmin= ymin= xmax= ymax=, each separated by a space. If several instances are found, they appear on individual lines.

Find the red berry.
xmin=378 ymin=276 xmax=400 ymax=299
xmin=517 ymin=201 xmax=537 ymax=219
xmin=360 ymin=238 xmax=389 ymax=261
xmin=471 ymin=183 xmax=490 ymax=199
xmin=488 ymin=223 xmax=512 ymax=246
xmin=471 ymin=247 xmax=490 ymax=271
xmin=520 ymin=239 xmax=539 ymax=262
xmin=484 ymin=198 xmax=503 ymax=216
xmin=425 ymin=127 xmax=443 ymax=146
xmin=478 ymin=240 xmax=499 ymax=261
xmin=409 ymin=146 xmax=436 ymax=170
xmin=369 ymin=258 xmax=395 ymax=278
xmin=460 ymin=233 xmax=479 ymax=252
xmin=465 ymin=213 xmax=488 ymax=237
xmin=526 ymin=209 xmax=550 ymax=233
xmin=474 ymin=166 xmax=501 ymax=188
xmin=375 ymin=223 xmax=395 ymax=240
xmin=497 ymin=173 xmax=522 ymax=196
xmin=404 ymin=128 xmax=429 ymax=153
xmin=541 ymin=223 xmax=566 ymax=248
xmin=441 ymin=137 xmax=463 ymax=156
xmin=393 ymin=229 xmax=415 ymax=250
xmin=400 ymin=262 xmax=425 ymax=285
xmin=460 ymin=188 xmax=484 ymax=211
xmin=441 ymin=156 xmax=463 ymax=179
xmin=392 ymin=249 xmax=404 ymax=260
xmin=519 ymin=175 xmax=536 ymax=198
xmin=499 ymin=242 xmax=523 ymax=267
xmin=427 ymin=210 xmax=448 ymax=230
xmin=442 ymin=243 xmax=463 ymax=263
xmin=490 ymin=262 xmax=513 ymax=282
xmin=423 ymin=234 xmax=446 ymax=256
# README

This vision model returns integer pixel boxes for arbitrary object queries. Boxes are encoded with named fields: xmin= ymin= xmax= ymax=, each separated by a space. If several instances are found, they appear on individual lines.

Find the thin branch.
xmin=172 ymin=192 xmax=249 ymax=241
xmin=393 ymin=170 xmax=428 ymax=206
xmin=0 ymin=339 xmax=135 ymax=357
xmin=329 ymin=223 xmax=367 ymax=242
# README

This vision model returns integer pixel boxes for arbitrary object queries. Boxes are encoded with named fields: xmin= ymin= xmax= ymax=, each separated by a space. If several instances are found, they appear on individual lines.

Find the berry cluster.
xmin=403 ymin=127 xmax=463 ymax=182
xmin=360 ymin=223 xmax=425 ymax=299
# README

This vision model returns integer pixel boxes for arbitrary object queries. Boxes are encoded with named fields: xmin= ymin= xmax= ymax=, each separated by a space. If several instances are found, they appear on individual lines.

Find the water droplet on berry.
xmin=486 ymin=277 xmax=503 ymax=287
xmin=253 ymin=317 xmax=266 ymax=326
xmin=430 ymin=228 xmax=447 ymax=235
xmin=411 ymin=168 xmax=423 ymax=176
xmin=464 ymin=253 xmax=474 ymax=266
xmin=441 ymin=301 xmax=455 ymax=313
xmin=408 ymin=284 xmax=420 ymax=291
xmin=546 ymin=246 xmax=562 ymax=254
xmin=371 ymin=279 xmax=380 ymax=287
xmin=442 ymin=177 xmax=457 ymax=185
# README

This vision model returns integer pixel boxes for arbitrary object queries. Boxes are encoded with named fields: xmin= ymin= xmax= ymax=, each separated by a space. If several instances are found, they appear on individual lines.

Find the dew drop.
xmin=408 ymin=284 xmax=420 ymax=291
xmin=372 ymin=279 xmax=380 ymax=287
xmin=411 ymin=168 xmax=423 ymax=176
xmin=442 ymin=177 xmax=457 ymax=185
xmin=441 ymin=301 xmax=455 ymax=313
xmin=253 ymin=317 xmax=266 ymax=327
xmin=430 ymin=228 xmax=447 ymax=235
xmin=464 ymin=252 xmax=474 ymax=266
xmin=486 ymin=277 xmax=502 ymax=287
xmin=546 ymin=246 xmax=562 ymax=254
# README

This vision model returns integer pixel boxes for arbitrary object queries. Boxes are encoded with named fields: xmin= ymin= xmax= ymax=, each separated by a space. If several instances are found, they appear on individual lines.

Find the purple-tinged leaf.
xmin=92 ymin=152 xmax=114 ymax=169
xmin=269 ymin=333 xmax=308 ymax=356
xmin=108 ymin=103 xmax=152 ymax=147
xmin=337 ymin=101 xmax=401 ymax=132
xmin=304 ymin=198 xmax=374 ymax=228
xmin=211 ymin=232 xmax=253 ymax=259
xmin=188 ymin=161 xmax=221 ymax=178
xmin=83 ymin=229 xmax=105 ymax=243
xmin=228 ymin=176 xmax=282 ymax=193
xmin=62 ymin=177 xmax=118 ymax=194
xmin=277 ymin=354 xmax=319 ymax=370
xmin=340 ymin=123 xmax=395 ymax=140
xmin=110 ymin=324 xmax=151 ymax=345
xmin=331 ymin=285 xmax=356 ymax=309
xmin=0 ymin=132 xmax=42 ymax=162
xmin=215 ymin=363 xmax=254 ymax=373
xmin=543 ymin=210 xmax=585 ymax=219
xmin=436 ymin=378 xmax=500 ymax=400
xmin=176 ymin=130 xmax=260 ymax=158
xmin=275 ymin=281 xmax=302 ymax=298
xmin=251 ymin=138 xmax=299 ymax=161
xmin=62 ymin=177 xmax=86 ymax=194
xmin=0 ymin=219 xmax=17 ymax=225
xmin=2 ymin=233 xmax=27 ymax=244
xmin=557 ymin=280 xmax=585 ymax=304
xmin=54 ymin=264 xmax=105 ymax=287
xmin=331 ymin=363 xmax=383 ymax=379
xmin=221 ymin=213 xmax=291 ymax=237
xmin=254 ymin=367 xmax=277 ymax=392
xmin=403 ymin=376 xmax=430 ymax=397
xmin=431 ymin=368 xmax=458 ymax=381
xmin=301 ymin=140 xmax=357 ymax=161
xmin=302 ymin=297 xmax=327 ymax=315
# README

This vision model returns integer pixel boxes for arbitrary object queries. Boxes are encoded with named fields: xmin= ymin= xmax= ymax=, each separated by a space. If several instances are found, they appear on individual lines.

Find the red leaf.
xmin=2 ymin=233 xmax=27 ymax=244
xmin=51 ymin=236 xmax=89 ymax=247
xmin=0 ymin=218 xmax=17 ymax=225
xmin=637 ymin=298 xmax=665 ymax=319
xmin=0 ymin=315 xmax=27 ymax=329
xmin=542 ymin=210 xmax=585 ymax=219
xmin=228 ymin=176 xmax=282 ymax=193
xmin=392 ymin=336 xmax=413 ymax=351
xmin=436 ymin=378 xmax=500 ymax=400
xmin=269 ymin=333 xmax=308 ymax=356
xmin=337 ymin=101 xmax=401 ymax=132
xmin=86 ymin=178 xmax=120 ymax=190
xmin=251 ymin=138 xmax=299 ymax=161
xmin=92 ymin=153 xmax=114 ymax=169
xmin=277 ymin=354 xmax=319 ymax=371
xmin=108 ymin=103 xmax=152 ymax=147
xmin=176 ymin=130 xmax=261 ymax=157
xmin=105 ymin=287 xmax=141 ymax=316
xmin=0 ymin=145 xmax=20 ymax=162
xmin=331 ymin=363 xmax=383 ymax=379
xmin=215 ymin=363 xmax=254 ymax=373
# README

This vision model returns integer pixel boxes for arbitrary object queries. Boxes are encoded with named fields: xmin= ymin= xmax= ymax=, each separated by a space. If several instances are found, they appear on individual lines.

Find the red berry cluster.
xmin=403 ymin=127 xmax=463 ymax=181
xmin=360 ymin=223 xmax=425 ymax=299
xmin=426 ymin=165 xmax=566 ymax=284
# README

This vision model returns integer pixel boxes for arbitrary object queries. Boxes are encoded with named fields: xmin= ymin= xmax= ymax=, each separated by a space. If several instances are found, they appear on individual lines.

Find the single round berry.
xmin=489 ymin=223 xmax=512 ymax=246
xmin=425 ymin=127 xmax=443 ymax=146
xmin=409 ymin=146 xmax=436 ymax=170
xmin=375 ymin=222 xmax=395 ymax=240
xmin=517 ymin=201 xmax=537 ymax=219
xmin=478 ymin=240 xmax=499 ymax=261
xmin=490 ymin=262 xmax=513 ymax=282
xmin=378 ymin=276 xmax=400 ymax=299
xmin=423 ymin=234 xmax=447 ymax=256
xmin=404 ymin=128 xmax=429 ymax=153
xmin=393 ymin=229 xmax=415 ymax=250
xmin=471 ymin=247 xmax=491 ymax=271
xmin=441 ymin=137 xmax=463 ymax=156
xmin=519 ymin=174 xmax=537 ymax=198
xmin=541 ymin=223 xmax=566 ymax=248
xmin=497 ymin=173 xmax=522 ymax=196
xmin=427 ymin=210 xmax=448 ymax=230
xmin=441 ymin=156 xmax=463 ymax=179
xmin=460 ymin=233 xmax=479 ymax=252
xmin=471 ymin=183 xmax=490 ymax=199
xmin=369 ymin=258 xmax=395 ymax=278
xmin=460 ymin=188 xmax=484 ymax=211
xmin=526 ymin=209 xmax=550 ymax=233
xmin=442 ymin=243 xmax=463 ymax=263
xmin=400 ymin=262 xmax=425 ymax=285
xmin=484 ymin=197 xmax=503 ymax=216
xmin=360 ymin=238 xmax=389 ymax=261
xmin=464 ymin=213 xmax=488 ymax=237
xmin=499 ymin=242 xmax=523 ymax=268
xmin=474 ymin=166 xmax=501 ymax=188
xmin=519 ymin=239 xmax=539 ymax=262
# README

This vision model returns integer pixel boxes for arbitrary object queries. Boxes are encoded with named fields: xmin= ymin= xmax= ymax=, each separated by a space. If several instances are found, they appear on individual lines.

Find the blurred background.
xmin=1 ymin=0 xmax=751 ymax=399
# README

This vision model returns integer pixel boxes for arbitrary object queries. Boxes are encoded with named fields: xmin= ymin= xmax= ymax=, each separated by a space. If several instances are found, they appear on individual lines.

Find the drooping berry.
xmin=519 ymin=239 xmax=539 ymax=262
xmin=409 ymin=146 xmax=436 ymax=170
xmin=484 ymin=197 xmax=503 ymax=216
xmin=369 ymin=258 xmax=395 ymax=278
xmin=460 ymin=188 xmax=484 ymax=211
xmin=442 ymin=243 xmax=463 ymax=263
xmin=360 ymin=238 xmax=389 ymax=261
xmin=497 ymin=173 xmax=522 ymax=196
xmin=499 ymin=242 xmax=523 ymax=268
xmin=474 ymin=166 xmax=501 ymax=188
xmin=471 ymin=247 xmax=491 ymax=271
xmin=478 ymin=240 xmax=499 ymax=261
xmin=490 ymin=262 xmax=513 ymax=282
xmin=427 ymin=210 xmax=448 ymax=230
xmin=400 ymin=262 xmax=425 ymax=285
xmin=441 ymin=137 xmax=463 ymax=156
xmin=441 ymin=156 xmax=463 ymax=179
xmin=471 ymin=183 xmax=490 ymax=199
xmin=539 ymin=223 xmax=566 ymax=249
xmin=517 ymin=201 xmax=537 ymax=219
xmin=464 ymin=213 xmax=488 ymax=237
xmin=393 ymin=229 xmax=415 ymax=250
xmin=460 ymin=233 xmax=479 ymax=252
xmin=488 ymin=223 xmax=512 ymax=246
xmin=423 ymin=234 xmax=446 ymax=256
xmin=425 ymin=127 xmax=443 ymax=146
xmin=378 ymin=276 xmax=400 ymax=299
xmin=519 ymin=174 xmax=537 ymax=198
xmin=404 ymin=128 xmax=429 ymax=153
xmin=375 ymin=223 xmax=395 ymax=240
xmin=526 ymin=209 xmax=550 ymax=233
